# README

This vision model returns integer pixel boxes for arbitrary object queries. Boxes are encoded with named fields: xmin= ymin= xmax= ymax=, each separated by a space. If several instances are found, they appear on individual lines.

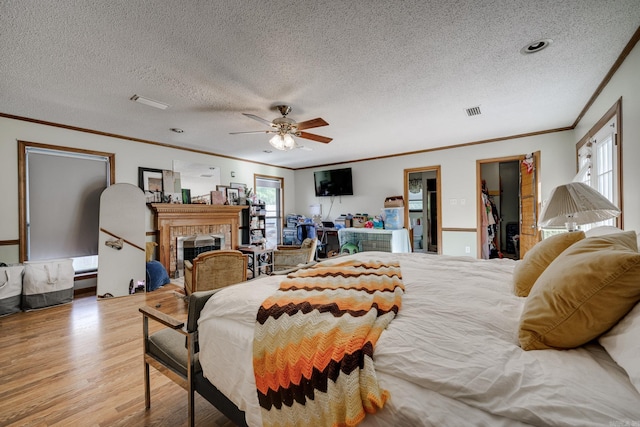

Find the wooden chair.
xmin=183 ymin=250 xmax=247 ymax=295
xmin=272 ymin=238 xmax=318 ymax=273
xmin=139 ymin=289 xmax=217 ymax=427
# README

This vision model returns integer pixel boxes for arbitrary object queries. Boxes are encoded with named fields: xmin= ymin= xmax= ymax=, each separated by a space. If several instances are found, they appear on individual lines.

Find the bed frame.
xmin=191 ymin=291 xmax=248 ymax=427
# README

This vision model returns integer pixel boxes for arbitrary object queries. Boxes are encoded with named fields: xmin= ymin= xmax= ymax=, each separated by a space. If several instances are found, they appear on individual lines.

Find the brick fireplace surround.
xmin=150 ymin=203 xmax=247 ymax=277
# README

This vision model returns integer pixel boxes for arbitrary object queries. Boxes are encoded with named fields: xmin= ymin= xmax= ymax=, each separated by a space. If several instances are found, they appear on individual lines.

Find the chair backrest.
xmin=192 ymin=250 xmax=247 ymax=291
xmin=186 ymin=289 xmax=219 ymax=333
xmin=273 ymin=238 xmax=318 ymax=270
xmin=300 ymin=238 xmax=318 ymax=263
xmin=297 ymin=224 xmax=317 ymax=243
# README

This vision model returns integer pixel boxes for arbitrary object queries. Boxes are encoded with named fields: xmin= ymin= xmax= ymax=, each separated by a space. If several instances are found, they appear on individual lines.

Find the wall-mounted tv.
xmin=314 ymin=167 xmax=353 ymax=197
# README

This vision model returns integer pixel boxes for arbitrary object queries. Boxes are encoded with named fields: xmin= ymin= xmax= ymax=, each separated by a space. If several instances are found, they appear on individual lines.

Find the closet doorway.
xmin=404 ymin=166 xmax=441 ymax=254
xmin=477 ymin=152 xmax=540 ymax=260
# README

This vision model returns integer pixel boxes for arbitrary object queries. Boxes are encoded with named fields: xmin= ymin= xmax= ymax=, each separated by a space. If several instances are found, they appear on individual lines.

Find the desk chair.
xmin=296 ymin=223 xmax=317 ymax=243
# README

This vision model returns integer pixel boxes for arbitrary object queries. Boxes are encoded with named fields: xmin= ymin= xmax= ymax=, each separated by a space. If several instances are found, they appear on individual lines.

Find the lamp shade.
xmin=269 ymin=133 xmax=295 ymax=151
xmin=539 ymin=182 xmax=620 ymax=228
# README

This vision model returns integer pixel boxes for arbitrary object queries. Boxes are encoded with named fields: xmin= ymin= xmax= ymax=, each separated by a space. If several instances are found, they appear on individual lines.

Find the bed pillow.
xmin=585 ymin=225 xmax=624 ymax=237
xmin=599 ymin=302 xmax=640 ymax=393
xmin=519 ymin=231 xmax=640 ymax=351
xmin=512 ymin=231 xmax=585 ymax=297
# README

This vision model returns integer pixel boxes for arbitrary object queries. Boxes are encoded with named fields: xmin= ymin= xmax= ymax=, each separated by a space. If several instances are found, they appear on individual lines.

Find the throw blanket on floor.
xmin=253 ymin=259 xmax=404 ymax=427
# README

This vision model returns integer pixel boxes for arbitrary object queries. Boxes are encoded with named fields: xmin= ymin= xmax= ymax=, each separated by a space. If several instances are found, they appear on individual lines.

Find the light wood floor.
xmin=0 ymin=285 xmax=235 ymax=427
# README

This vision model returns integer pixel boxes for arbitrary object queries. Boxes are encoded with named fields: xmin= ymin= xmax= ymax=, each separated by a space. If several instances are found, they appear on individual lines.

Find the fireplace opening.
xmin=176 ymin=234 xmax=225 ymax=278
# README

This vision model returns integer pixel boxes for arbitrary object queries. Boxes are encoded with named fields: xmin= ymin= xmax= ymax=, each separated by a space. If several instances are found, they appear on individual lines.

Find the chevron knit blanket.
xmin=253 ymin=259 xmax=404 ymax=427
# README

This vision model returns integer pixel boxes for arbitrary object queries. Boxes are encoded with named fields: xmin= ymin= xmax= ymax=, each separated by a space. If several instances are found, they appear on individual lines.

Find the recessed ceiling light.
xmin=170 ymin=128 xmax=184 ymax=133
xmin=520 ymin=38 xmax=553 ymax=55
xmin=130 ymin=94 xmax=170 ymax=110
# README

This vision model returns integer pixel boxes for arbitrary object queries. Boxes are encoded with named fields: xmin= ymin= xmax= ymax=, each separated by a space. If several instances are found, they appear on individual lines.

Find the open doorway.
xmin=479 ymin=161 xmax=519 ymax=259
xmin=404 ymin=166 xmax=441 ymax=254
xmin=477 ymin=153 xmax=540 ymax=260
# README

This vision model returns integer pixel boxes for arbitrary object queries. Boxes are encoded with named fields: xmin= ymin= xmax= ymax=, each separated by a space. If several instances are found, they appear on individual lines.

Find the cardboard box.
xmin=352 ymin=215 xmax=367 ymax=228
xmin=384 ymin=196 xmax=404 ymax=208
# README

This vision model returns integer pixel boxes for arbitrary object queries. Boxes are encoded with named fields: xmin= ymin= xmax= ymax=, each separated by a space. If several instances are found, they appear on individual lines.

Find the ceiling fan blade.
xmin=296 ymin=117 xmax=328 ymax=130
xmin=298 ymin=131 xmax=332 ymax=144
xmin=242 ymin=113 xmax=275 ymax=127
xmin=229 ymin=130 xmax=275 ymax=135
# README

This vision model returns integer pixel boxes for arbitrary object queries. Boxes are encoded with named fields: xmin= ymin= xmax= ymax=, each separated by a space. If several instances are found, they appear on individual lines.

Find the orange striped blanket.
xmin=253 ymin=259 xmax=404 ymax=427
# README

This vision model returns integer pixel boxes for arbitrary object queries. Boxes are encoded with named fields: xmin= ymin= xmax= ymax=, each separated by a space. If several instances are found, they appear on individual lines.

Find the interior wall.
xmin=294 ymin=41 xmax=640 ymax=255
xmin=573 ymin=42 xmax=640 ymax=233
xmin=0 ymin=116 xmax=295 ymax=265
xmin=1 ymin=41 xmax=637 ymax=262
xmin=294 ymin=131 xmax=575 ymax=256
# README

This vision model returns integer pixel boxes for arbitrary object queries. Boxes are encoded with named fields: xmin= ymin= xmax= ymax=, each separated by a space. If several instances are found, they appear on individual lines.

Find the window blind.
xmin=26 ymin=148 xmax=109 ymax=261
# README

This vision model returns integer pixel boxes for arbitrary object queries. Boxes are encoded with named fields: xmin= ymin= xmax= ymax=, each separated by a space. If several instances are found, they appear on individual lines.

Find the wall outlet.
xmin=465 ymin=246 xmax=471 ymax=254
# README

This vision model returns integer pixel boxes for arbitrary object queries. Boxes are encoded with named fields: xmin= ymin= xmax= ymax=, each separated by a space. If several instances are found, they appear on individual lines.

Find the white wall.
xmin=294 ymin=131 xmax=575 ymax=256
xmin=2 ymin=41 xmax=638 ymax=262
xmin=0 ymin=116 xmax=294 ymax=264
xmin=574 ymin=42 xmax=640 ymax=233
xmin=293 ymin=41 xmax=640 ymax=255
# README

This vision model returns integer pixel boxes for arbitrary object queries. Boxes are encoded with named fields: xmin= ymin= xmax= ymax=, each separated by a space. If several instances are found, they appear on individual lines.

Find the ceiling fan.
xmin=230 ymin=105 xmax=332 ymax=151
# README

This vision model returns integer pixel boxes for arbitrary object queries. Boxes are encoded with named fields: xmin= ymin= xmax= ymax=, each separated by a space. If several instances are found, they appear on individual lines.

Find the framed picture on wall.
xmin=230 ymin=182 xmax=246 ymax=191
xmin=138 ymin=167 xmax=164 ymax=203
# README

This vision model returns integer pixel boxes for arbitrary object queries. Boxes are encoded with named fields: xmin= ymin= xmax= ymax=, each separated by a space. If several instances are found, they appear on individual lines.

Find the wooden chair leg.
xmin=144 ymin=360 xmax=151 ymax=409
xmin=188 ymin=386 xmax=195 ymax=427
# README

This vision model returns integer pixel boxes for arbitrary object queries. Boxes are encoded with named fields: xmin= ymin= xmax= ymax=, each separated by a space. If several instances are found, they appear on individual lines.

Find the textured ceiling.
xmin=1 ymin=1 xmax=639 ymax=169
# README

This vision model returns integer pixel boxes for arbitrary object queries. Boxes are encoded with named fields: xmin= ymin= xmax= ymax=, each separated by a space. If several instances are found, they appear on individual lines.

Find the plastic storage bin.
xmin=383 ymin=208 xmax=404 ymax=230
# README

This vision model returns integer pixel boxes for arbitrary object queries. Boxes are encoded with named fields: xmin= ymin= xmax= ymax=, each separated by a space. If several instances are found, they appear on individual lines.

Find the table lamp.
xmin=539 ymin=182 xmax=621 ymax=231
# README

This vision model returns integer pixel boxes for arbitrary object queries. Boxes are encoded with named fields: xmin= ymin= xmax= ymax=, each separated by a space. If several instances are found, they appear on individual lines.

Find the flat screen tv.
xmin=314 ymin=167 xmax=353 ymax=197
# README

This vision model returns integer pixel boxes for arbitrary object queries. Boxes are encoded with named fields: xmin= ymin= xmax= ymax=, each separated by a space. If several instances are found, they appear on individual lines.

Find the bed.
xmin=196 ymin=229 xmax=640 ymax=426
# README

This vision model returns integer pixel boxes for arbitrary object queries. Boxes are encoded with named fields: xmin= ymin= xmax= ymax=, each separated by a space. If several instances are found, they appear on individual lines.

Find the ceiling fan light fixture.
xmin=269 ymin=133 xmax=296 ymax=151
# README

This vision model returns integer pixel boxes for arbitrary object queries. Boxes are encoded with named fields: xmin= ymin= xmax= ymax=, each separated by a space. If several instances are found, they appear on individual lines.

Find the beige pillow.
xmin=512 ymin=231 xmax=585 ymax=297
xmin=519 ymin=231 xmax=640 ymax=351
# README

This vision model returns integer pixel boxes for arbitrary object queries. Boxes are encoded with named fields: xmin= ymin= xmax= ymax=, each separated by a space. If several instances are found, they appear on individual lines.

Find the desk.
xmin=238 ymin=247 xmax=274 ymax=278
xmin=337 ymin=228 xmax=411 ymax=253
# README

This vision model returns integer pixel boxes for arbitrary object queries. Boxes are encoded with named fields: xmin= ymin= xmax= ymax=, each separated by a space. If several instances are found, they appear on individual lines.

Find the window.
xmin=255 ymin=175 xmax=284 ymax=248
xmin=575 ymin=100 xmax=622 ymax=229
xmin=19 ymin=142 xmax=115 ymax=272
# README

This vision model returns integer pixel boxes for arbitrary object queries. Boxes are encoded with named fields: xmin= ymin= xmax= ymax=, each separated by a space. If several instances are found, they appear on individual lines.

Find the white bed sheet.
xmin=198 ymin=252 xmax=640 ymax=426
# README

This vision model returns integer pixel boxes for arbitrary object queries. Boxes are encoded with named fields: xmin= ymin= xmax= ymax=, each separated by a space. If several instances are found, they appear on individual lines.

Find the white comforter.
xmin=198 ymin=252 xmax=640 ymax=426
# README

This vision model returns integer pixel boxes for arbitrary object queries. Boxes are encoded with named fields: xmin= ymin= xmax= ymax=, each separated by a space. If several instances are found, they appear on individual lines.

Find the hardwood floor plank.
xmin=0 ymin=285 xmax=235 ymax=427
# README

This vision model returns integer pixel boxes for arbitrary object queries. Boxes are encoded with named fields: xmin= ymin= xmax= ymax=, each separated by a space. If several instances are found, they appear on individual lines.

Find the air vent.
xmin=466 ymin=106 xmax=482 ymax=117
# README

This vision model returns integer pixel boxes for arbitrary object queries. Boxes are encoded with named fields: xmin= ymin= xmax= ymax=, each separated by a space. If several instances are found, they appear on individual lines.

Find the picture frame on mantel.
xmin=138 ymin=167 xmax=164 ymax=203
xmin=226 ymin=187 xmax=240 ymax=205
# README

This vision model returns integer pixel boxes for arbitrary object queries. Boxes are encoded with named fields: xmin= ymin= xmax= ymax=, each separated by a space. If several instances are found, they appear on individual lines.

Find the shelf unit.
xmin=242 ymin=203 xmax=266 ymax=245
